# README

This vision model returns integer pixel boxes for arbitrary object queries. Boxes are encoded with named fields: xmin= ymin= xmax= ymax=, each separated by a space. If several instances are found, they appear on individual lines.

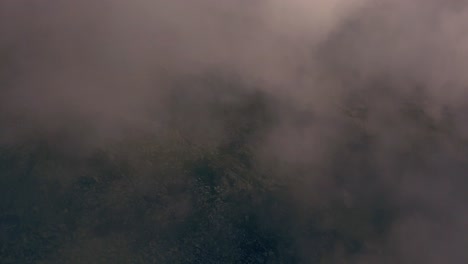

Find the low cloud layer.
xmin=1 ymin=0 xmax=468 ymax=263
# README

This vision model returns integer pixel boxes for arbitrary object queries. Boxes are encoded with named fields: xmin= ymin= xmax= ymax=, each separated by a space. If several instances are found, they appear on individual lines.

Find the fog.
xmin=1 ymin=0 xmax=467 ymax=263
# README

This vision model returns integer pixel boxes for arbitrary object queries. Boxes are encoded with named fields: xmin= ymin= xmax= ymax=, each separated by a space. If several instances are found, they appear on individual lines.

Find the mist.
xmin=1 ymin=0 xmax=468 ymax=263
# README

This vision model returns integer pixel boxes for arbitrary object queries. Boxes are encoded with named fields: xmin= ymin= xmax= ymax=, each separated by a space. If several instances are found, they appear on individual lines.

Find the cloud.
xmin=1 ymin=0 xmax=468 ymax=262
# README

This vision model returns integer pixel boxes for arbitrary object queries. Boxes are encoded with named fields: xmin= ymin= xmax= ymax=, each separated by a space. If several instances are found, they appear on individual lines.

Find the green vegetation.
xmin=0 ymin=80 xmax=464 ymax=263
